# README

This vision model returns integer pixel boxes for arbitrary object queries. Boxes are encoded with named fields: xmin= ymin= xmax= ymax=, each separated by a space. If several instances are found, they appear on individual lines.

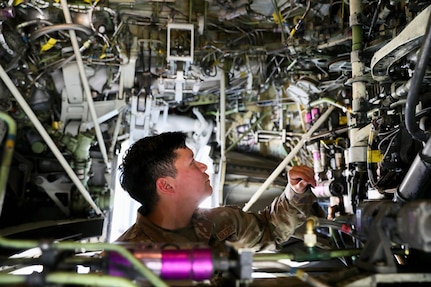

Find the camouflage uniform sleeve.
xmin=271 ymin=184 xmax=321 ymax=243
xmin=210 ymin=185 xmax=318 ymax=251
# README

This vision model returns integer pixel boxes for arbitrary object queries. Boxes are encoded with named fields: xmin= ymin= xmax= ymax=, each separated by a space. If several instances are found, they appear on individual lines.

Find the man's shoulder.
xmin=193 ymin=205 xmax=244 ymax=228
xmin=193 ymin=206 xmax=243 ymax=242
xmin=114 ymin=215 xmax=154 ymax=242
xmin=195 ymin=205 xmax=242 ymax=218
xmin=115 ymin=224 xmax=150 ymax=242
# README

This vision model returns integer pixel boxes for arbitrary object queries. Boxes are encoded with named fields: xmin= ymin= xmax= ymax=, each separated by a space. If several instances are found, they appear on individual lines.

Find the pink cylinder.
xmin=161 ymin=248 xmax=213 ymax=281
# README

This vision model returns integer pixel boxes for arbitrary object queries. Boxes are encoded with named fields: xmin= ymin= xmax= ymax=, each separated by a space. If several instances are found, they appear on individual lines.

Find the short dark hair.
xmin=118 ymin=132 xmax=188 ymax=215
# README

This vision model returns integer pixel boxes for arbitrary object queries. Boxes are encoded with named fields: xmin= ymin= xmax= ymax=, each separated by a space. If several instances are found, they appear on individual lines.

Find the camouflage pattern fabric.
xmin=116 ymin=186 xmax=320 ymax=254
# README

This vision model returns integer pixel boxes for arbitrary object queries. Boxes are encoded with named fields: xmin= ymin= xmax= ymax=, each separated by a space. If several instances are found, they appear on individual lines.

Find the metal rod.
xmin=243 ymin=106 xmax=335 ymax=211
xmin=60 ymin=0 xmax=111 ymax=172
xmin=218 ymin=69 xmax=227 ymax=206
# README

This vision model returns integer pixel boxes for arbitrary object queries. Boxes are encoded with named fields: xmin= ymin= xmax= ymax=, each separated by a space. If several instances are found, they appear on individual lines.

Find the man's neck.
xmin=146 ymin=204 xmax=195 ymax=230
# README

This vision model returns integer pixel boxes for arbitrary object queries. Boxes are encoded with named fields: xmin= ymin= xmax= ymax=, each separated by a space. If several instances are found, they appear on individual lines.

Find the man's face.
xmin=172 ymin=147 xmax=213 ymax=207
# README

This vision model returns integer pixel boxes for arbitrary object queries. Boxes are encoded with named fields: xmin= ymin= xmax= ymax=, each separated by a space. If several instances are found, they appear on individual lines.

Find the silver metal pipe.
xmin=218 ymin=70 xmax=227 ymax=206
xmin=60 ymin=0 xmax=111 ymax=172
xmin=243 ymin=105 xmax=335 ymax=211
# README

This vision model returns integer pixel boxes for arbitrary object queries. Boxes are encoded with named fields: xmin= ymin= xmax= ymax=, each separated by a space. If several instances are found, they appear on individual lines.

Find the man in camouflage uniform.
xmin=116 ymin=131 xmax=320 ymax=256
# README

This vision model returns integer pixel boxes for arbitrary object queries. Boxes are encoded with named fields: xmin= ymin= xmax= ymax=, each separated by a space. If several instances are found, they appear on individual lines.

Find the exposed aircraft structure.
xmin=1 ymin=0 xmax=431 ymax=286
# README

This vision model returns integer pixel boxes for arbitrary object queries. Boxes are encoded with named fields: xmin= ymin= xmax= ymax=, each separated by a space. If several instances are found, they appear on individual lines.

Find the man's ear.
xmin=156 ymin=177 xmax=175 ymax=195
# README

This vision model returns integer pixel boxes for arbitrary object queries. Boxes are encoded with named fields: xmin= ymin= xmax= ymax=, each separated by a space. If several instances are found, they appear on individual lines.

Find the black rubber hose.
xmin=405 ymin=14 xmax=431 ymax=142
xmin=29 ymin=24 xmax=94 ymax=42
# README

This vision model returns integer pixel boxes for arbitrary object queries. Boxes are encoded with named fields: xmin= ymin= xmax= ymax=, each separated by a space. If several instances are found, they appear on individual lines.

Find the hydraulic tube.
xmin=0 ymin=112 xmax=16 ymax=216
xmin=348 ymin=0 xmax=368 ymax=160
xmin=395 ymin=133 xmax=431 ymax=202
